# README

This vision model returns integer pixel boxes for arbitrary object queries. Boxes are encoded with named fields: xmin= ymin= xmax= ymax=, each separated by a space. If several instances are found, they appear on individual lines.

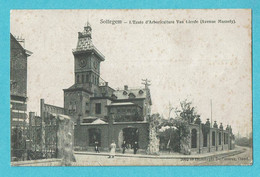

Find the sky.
xmin=10 ymin=9 xmax=252 ymax=136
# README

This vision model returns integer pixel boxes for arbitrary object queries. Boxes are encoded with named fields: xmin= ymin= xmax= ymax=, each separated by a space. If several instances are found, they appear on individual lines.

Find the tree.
xmin=175 ymin=99 xmax=200 ymax=124
xmin=174 ymin=100 xmax=200 ymax=154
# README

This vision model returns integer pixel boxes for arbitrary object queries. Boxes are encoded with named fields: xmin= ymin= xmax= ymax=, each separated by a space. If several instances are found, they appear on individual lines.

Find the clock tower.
xmin=73 ymin=22 xmax=105 ymax=92
xmin=64 ymin=22 xmax=106 ymax=122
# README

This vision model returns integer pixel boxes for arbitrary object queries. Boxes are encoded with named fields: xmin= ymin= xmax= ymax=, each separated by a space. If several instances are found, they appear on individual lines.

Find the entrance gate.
xmin=120 ymin=127 xmax=139 ymax=149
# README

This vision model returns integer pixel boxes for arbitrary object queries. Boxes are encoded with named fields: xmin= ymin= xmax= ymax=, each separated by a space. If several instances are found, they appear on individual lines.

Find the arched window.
xmin=212 ymin=131 xmax=216 ymax=146
xmin=191 ymin=129 xmax=197 ymax=148
xmin=224 ymin=133 xmax=228 ymax=144
xmin=88 ymin=128 xmax=101 ymax=146
xmin=219 ymin=132 xmax=222 ymax=145
xmin=203 ymin=131 xmax=207 ymax=147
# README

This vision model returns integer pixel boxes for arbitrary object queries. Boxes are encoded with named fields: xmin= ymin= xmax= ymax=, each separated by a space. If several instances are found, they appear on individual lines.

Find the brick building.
xmin=10 ymin=33 xmax=32 ymax=160
xmin=10 ymin=34 xmax=32 ymax=128
xmin=64 ymin=23 xmax=152 ymax=151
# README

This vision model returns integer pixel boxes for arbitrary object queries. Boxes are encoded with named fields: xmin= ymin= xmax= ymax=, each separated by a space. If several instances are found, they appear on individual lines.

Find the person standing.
xmin=121 ymin=140 xmax=127 ymax=154
xmin=109 ymin=140 xmax=116 ymax=158
xmin=133 ymin=141 xmax=139 ymax=154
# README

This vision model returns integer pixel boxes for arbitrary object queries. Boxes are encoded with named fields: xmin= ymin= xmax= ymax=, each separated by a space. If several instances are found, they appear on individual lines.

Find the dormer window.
xmin=139 ymin=90 xmax=144 ymax=94
xmin=123 ymin=91 xmax=128 ymax=95
xmin=111 ymin=94 xmax=117 ymax=100
xmin=128 ymin=93 xmax=136 ymax=99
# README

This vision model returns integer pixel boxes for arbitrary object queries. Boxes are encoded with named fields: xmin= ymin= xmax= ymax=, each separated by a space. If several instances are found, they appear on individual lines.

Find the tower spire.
xmin=83 ymin=21 xmax=92 ymax=39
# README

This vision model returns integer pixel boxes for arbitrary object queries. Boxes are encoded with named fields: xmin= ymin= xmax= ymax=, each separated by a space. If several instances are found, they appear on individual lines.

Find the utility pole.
xmin=141 ymin=79 xmax=151 ymax=88
xmin=210 ymin=99 xmax=213 ymax=128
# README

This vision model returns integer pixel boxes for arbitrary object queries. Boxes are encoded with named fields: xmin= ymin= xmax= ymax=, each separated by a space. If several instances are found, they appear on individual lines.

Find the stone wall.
xmin=188 ymin=123 xmax=234 ymax=154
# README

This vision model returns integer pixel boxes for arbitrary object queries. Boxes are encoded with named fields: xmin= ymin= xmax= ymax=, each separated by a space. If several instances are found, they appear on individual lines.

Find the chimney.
xmin=124 ymin=85 xmax=128 ymax=90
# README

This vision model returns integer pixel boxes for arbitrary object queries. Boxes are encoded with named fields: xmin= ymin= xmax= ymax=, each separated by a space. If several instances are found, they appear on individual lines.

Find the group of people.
xmin=121 ymin=140 xmax=139 ymax=154
xmin=109 ymin=140 xmax=139 ymax=158
xmin=94 ymin=140 xmax=139 ymax=158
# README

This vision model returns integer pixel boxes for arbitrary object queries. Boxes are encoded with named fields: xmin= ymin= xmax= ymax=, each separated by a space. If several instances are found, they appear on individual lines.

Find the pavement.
xmin=74 ymin=146 xmax=246 ymax=160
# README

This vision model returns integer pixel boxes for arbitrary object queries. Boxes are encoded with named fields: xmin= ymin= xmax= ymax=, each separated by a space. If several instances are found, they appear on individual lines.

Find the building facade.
xmin=10 ymin=33 xmax=32 ymax=160
xmin=10 ymin=34 xmax=32 ymax=128
xmin=189 ymin=119 xmax=235 ymax=154
xmin=64 ymin=23 xmax=152 ymax=151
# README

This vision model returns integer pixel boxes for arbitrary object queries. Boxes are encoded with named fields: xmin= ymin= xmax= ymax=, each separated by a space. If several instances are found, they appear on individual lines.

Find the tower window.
xmin=82 ymin=74 xmax=84 ymax=83
xmin=95 ymin=103 xmax=101 ymax=114
xmin=85 ymin=102 xmax=89 ymax=113
xmin=77 ymin=75 xmax=80 ymax=83
xmin=86 ymin=74 xmax=89 ymax=82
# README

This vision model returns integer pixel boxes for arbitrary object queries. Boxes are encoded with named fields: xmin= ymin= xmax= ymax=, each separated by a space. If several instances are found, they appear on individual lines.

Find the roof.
xmin=49 ymin=113 xmax=71 ymax=120
xmin=63 ymin=84 xmax=93 ymax=94
xmin=107 ymin=102 xmax=136 ymax=107
xmin=10 ymin=33 xmax=33 ymax=57
xmin=72 ymin=25 xmax=105 ymax=60
xmin=81 ymin=117 xmax=108 ymax=124
xmin=113 ymin=88 xmax=147 ymax=100
xmin=91 ymin=118 xmax=107 ymax=124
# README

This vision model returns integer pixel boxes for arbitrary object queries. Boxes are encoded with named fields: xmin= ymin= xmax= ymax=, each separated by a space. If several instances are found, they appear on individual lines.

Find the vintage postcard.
xmin=10 ymin=9 xmax=252 ymax=166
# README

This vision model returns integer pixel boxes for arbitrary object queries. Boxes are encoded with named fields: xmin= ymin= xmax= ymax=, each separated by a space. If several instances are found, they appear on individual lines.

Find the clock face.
xmin=79 ymin=58 xmax=87 ymax=68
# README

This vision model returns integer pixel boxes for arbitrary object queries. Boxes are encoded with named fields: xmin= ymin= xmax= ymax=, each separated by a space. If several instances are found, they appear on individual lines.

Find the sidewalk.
xmin=74 ymin=147 xmax=245 ymax=160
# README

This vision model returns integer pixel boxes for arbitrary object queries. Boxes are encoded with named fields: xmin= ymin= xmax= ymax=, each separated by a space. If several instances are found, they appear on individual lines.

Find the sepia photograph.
xmin=10 ymin=9 xmax=252 ymax=166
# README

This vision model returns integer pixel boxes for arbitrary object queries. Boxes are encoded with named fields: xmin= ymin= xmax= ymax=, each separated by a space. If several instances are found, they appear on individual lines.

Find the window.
xmin=129 ymin=93 xmax=136 ymax=99
xmin=86 ymin=74 xmax=89 ymax=82
xmin=82 ymin=74 xmax=84 ymax=83
xmin=77 ymin=75 xmax=80 ymax=83
xmin=139 ymin=90 xmax=144 ymax=94
xmin=224 ymin=133 xmax=228 ymax=144
xmin=219 ymin=132 xmax=222 ymax=145
xmin=203 ymin=132 xmax=207 ymax=147
xmin=212 ymin=132 xmax=216 ymax=146
xmin=85 ymin=102 xmax=89 ymax=113
xmin=191 ymin=129 xmax=197 ymax=148
xmin=95 ymin=103 xmax=101 ymax=114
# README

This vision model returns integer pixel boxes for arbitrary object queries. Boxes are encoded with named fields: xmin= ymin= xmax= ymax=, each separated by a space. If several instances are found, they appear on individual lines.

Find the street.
xmin=72 ymin=146 xmax=252 ymax=166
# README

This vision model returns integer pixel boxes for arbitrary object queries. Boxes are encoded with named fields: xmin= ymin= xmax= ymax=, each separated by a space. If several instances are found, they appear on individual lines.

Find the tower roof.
xmin=72 ymin=22 xmax=105 ymax=60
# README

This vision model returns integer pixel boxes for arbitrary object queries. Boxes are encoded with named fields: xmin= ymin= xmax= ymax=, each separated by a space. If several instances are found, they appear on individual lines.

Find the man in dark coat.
xmin=133 ymin=141 xmax=139 ymax=154
xmin=121 ymin=140 xmax=127 ymax=154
